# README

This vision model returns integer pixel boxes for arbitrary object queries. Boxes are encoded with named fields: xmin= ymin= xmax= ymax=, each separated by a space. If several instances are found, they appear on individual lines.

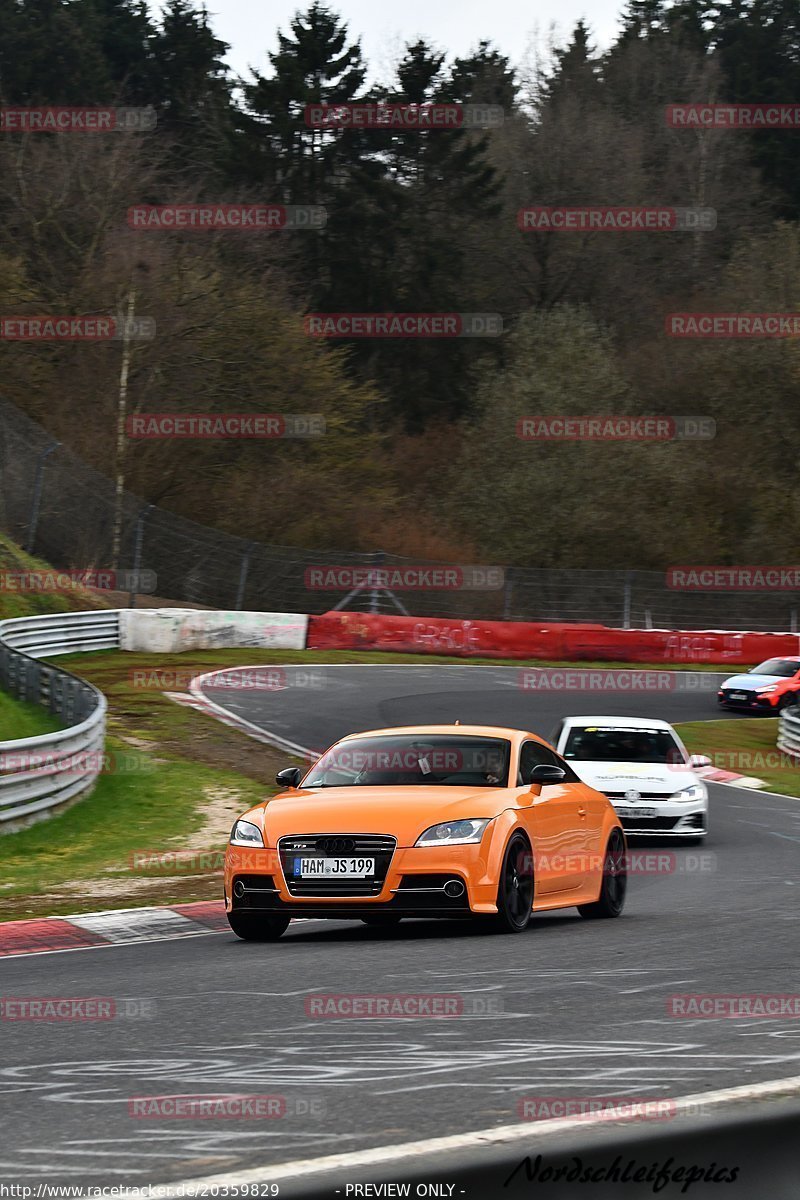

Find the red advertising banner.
xmin=306 ymin=612 xmax=799 ymax=664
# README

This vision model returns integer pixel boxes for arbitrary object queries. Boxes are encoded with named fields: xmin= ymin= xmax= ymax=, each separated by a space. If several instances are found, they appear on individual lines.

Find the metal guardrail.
xmin=0 ymin=610 xmax=120 ymax=830
xmin=777 ymin=704 xmax=800 ymax=759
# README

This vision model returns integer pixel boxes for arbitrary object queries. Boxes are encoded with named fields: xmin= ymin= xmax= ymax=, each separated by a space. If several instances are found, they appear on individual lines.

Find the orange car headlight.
xmin=230 ymin=819 xmax=264 ymax=848
xmin=415 ymin=818 xmax=492 ymax=847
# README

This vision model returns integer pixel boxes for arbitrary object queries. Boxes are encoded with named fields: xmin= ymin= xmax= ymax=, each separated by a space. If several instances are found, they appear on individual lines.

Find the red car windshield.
xmin=752 ymin=659 xmax=800 ymax=678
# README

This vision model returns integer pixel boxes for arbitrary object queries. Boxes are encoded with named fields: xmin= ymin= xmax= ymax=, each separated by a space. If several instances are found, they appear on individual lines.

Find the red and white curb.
xmin=695 ymin=765 xmax=766 ymax=789
xmin=0 ymin=900 xmax=229 ymax=958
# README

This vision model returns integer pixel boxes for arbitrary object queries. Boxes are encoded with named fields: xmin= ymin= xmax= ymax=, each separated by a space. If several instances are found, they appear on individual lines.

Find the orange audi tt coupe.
xmin=224 ymin=724 xmax=627 ymax=941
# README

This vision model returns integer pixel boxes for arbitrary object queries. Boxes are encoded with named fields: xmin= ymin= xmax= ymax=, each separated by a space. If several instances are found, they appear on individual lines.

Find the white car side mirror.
xmin=689 ymin=754 xmax=712 ymax=769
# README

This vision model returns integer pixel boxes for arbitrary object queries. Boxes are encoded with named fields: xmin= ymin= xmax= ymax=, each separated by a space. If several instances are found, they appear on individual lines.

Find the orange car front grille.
xmin=278 ymin=833 xmax=397 ymax=897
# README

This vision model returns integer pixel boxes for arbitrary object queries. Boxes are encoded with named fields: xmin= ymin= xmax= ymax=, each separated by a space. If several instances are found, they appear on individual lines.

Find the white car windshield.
xmin=563 ymin=727 xmax=685 ymax=764
xmin=304 ymin=734 xmax=511 ymax=787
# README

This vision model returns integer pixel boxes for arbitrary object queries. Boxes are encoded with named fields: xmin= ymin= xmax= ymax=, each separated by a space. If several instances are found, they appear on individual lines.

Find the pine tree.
xmin=540 ymin=20 xmax=601 ymax=106
xmin=712 ymin=0 xmax=800 ymax=216
xmin=618 ymin=0 xmax=670 ymax=39
xmin=150 ymin=0 xmax=232 ymax=169
xmin=447 ymin=41 xmax=518 ymax=109
xmin=358 ymin=40 xmax=503 ymax=429
xmin=83 ymin=0 xmax=156 ymax=103
xmin=241 ymin=2 xmax=368 ymax=196
xmin=0 ymin=0 xmax=111 ymax=103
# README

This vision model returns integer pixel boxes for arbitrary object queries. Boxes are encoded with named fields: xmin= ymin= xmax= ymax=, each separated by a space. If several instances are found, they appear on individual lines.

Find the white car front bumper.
xmin=606 ymin=797 xmax=708 ymax=838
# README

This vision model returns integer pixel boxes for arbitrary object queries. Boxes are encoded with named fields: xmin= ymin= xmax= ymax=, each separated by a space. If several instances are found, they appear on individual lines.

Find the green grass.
xmin=0 ymin=531 xmax=106 ymax=620
xmin=57 ymin=646 xmax=741 ymax=672
xmin=0 ymin=645 xmax=301 ymax=920
xmin=675 ymin=717 xmax=800 ymax=798
xmin=0 ymin=734 xmax=267 ymax=919
xmin=0 ymin=691 xmax=63 ymax=740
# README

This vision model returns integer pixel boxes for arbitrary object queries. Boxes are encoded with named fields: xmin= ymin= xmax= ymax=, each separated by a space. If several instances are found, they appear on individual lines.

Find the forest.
xmin=1 ymin=0 xmax=799 ymax=568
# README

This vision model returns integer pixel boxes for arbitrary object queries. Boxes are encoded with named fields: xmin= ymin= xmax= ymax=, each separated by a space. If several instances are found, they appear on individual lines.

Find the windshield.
xmin=563 ymin=727 xmax=685 ymax=765
xmin=304 ymin=734 xmax=511 ymax=788
xmin=752 ymin=659 xmax=799 ymax=678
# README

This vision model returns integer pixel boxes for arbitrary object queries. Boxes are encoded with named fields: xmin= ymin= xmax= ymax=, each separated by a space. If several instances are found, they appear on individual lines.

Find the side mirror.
xmin=689 ymin=754 xmax=712 ymax=769
xmin=276 ymin=766 xmax=302 ymax=789
xmin=528 ymin=763 xmax=566 ymax=785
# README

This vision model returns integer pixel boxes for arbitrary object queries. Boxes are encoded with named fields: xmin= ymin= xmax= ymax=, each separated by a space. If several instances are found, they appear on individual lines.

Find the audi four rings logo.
xmin=319 ymin=837 xmax=356 ymax=854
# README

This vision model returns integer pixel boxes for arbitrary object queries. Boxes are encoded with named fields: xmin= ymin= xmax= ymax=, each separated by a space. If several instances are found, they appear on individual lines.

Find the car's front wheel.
xmin=492 ymin=832 xmax=534 ymax=933
xmin=227 ymin=912 xmax=290 ymax=941
xmin=578 ymin=828 xmax=627 ymax=920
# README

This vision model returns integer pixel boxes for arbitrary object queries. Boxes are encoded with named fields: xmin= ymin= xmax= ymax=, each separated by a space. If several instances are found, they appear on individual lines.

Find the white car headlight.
xmin=671 ymin=784 xmax=707 ymax=803
xmin=230 ymin=819 xmax=264 ymax=847
xmin=756 ymin=685 xmax=778 ymax=693
xmin=415 ymin=818 xmax=492 ymax=846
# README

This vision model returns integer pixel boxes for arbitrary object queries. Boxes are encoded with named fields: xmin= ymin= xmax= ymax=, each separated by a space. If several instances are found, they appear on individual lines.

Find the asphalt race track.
xmin=1 ymin=665 xmax=798 ymax=1186
xmin=199 ymin=663 xmax=747 ymax=757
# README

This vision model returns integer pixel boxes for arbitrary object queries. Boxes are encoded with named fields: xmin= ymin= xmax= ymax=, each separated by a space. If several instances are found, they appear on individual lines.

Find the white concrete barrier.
xmin=118 ymin=610 xmax=309 ymax=653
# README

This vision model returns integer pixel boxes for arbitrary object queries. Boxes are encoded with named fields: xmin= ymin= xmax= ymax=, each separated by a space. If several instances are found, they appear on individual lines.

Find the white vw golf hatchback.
xmin=551 ymin=716 xmax=709 ymax=840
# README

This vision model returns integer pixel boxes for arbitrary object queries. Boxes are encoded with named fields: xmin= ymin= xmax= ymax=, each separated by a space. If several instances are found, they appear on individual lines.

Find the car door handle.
xmin=578 ymin=807 xmax=587 ymax=818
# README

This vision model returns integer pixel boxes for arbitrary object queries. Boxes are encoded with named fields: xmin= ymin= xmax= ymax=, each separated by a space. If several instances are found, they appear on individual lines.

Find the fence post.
xmin=502 ymin=568 xmax=514 ymax=621
xmin=128 ymin=505 xmax=153 ymax=609
xmin=370 ymin=550 xmax=385 ymax=614
xmin=235 ymin=542 xmax=254 ymax=611
xmin=623 ymin=572 xmax=633 ymax=630
xmin=26 ymin=442 xmax=60 ymax=553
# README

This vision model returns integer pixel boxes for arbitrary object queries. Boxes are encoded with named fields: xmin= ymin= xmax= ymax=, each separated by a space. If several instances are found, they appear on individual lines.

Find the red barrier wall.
xmin=307 ymin=611 xmax=800 ymax=664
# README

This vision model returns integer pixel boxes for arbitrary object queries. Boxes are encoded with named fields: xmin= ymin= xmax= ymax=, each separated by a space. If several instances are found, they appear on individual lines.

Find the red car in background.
xmin=718 ymin=656 xmax=800 ymax=711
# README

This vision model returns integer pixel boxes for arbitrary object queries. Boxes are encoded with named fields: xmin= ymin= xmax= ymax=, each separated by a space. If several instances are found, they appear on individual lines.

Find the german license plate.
xmin=729 ymin=692 xmax=747 ymax=701
xmin=623 ymin=807 xmax=658 ymax=819
xmin=294 ymin=857 xmax=375 ymax=877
